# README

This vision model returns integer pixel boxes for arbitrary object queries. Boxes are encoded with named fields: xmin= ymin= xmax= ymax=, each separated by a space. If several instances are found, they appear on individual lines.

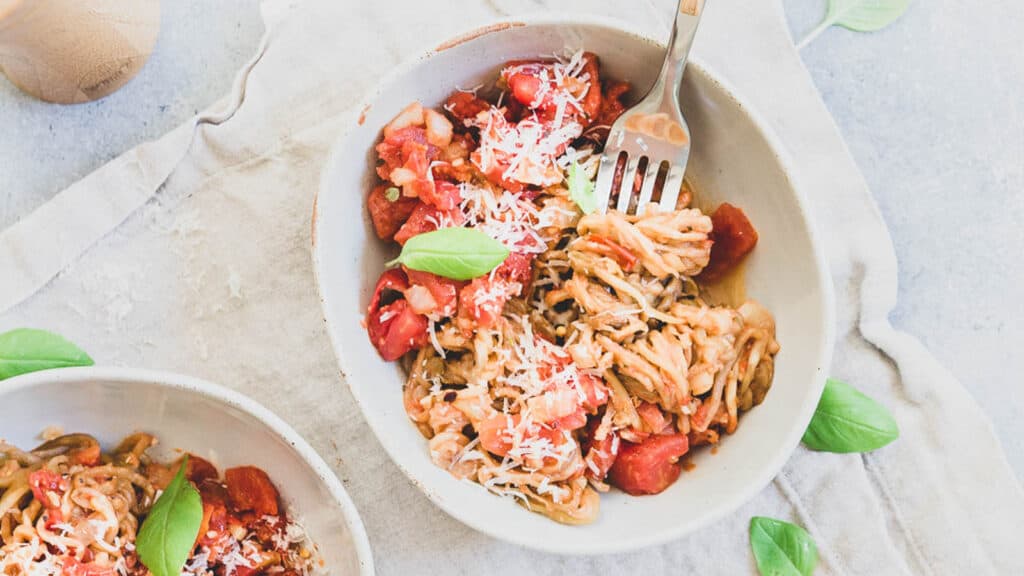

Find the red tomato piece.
xmin=472 ymin=156 xmax=526 ymax=193
xmin=507 ymin=71 xmax=544 ymax=108
xmin=549 ymin=406 xmax=588 ymax=432
xmin=477 ymin=413 xmax=569 ymax=465
xmin=60 ymin=557 xmax=115 ymax=576
xmin=444 ymin=91 xmax=490 ymax=123
xmin=225 ymin=466 xmax=281 ymax=516
xmin=700 ymin=203 xmax=759 ymax=282
xmin=608 ymin=434 xmax=689 ymax=496
xmin=419 ymin=179 xmax=461 ymax=211
xmin=367 ymin=183 xmax=418 ymax=241
xmin=636 ymin=402 xmax=668 ymax=435
xmin=578 ymin=52 xmax=603 ymax=122
xmin=367 ymin=269 xmax=410 ymax=317
xmin=405 ymin=269 xmax=461 ymax=318
xmin=595 ymin=80 xmax=631 ymax=127
xmin=577 ymin=372 xmax=610 ymax=413
xmin=29 ymin=469 xmax=68 ymax=527
xmin=393 ymin=202 xmax=466 ymax=245
xmin=582 ymin=421 xmax=619 ymax=482
xmin=478 ymin=413 xmax=519 ymax=457
xmin=456 ymin=275 xmax=519 ymax=330
xmin=493 ymin=251 xmax=534 ymax=287
xmin=375 ymin=126 xmax=429 ymax=180
xmin=185 ymin=454 xmax=219 ymax=484
xmin=368 ymin=299 xmax=429 ymax=361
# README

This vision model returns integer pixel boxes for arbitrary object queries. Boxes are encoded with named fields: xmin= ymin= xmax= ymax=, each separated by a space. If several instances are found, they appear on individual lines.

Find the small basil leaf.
xmin=568 ymin=161 xmax=597 ymax=215
xmin=828 ymin=0 xmax=911 ymax=32
xmin=387 ymin=227 xmax=509 ymax=281
xmin=0 ymin=328 xmax=94 ymax=380
xmin=803 ymin=378 xmax=899 ymax=453
xmin=750 ymin=516 xmax=819 ymax=576
xmin=798 ymin=0 xmax=911 ymax=48
xmin=137 ymin=456 xmax=203 ymax=576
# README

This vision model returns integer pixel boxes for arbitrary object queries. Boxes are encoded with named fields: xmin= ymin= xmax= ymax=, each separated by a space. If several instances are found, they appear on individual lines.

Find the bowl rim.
xmin=312 ymin=12 xmax=836 ymax=555
xmin=0 ymin=366 xmax=376 ymax=575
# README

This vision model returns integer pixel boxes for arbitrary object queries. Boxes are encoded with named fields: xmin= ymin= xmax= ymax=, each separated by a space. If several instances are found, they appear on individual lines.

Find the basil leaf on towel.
xmin=803 ymin=378 xmax=899 ymax=453
xmin=0 ymin=328 xmax=94 ymax=380
xmin=798 ymin=0 xmax=912 ymax=48
xmin=137 ymin=456 xmax=203 ymax=576
xmin=387 ymin=227 xmax=509 ymax=281
xmin=750 ymin=516 xmax=819 ymax=576
xmin=568 ymin=161 xmax=597 ymax=215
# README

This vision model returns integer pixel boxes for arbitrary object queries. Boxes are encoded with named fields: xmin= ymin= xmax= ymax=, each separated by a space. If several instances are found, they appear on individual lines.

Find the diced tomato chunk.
xmin=582 ymin=420 xmax=619 ymax=482
xmin=578 ymin=52 xmax=603 ymax=122
xmin=366 ymin=269 xmax=429 ymax=360
xmin=700 ymin=203 xmax=759 ymax=282
xmin=507 ymin=72 xmax=544 ymax=108
xmin=457 ymin=275 xmax=518 ymax=330
xmin=549 ymin=406 xmax=588 ymax=431
xmin=376 ymin=126 xmax=429 ymax=180
xmin=608 ymin=434 xmax=689 ymax=495
xmin=473 ymin=156 xmax=527 ymax=192
xmin=477 ymin=413 xmax=569 ymax=466
xmin=444 ymin=91 xmax=490 ymax=123
xmin=595 ymin=80 xmax=631 ymax=127
xmin=493 ymin=251 xmax=534 ymax=287
xmin=185 ymin=454 xmax=219 ymax=484
xmin=478 ymin=413 xmax=518 ymax=457
xmin=29 ymin=469 xmax=68 ymax=527
xmin=393 ymin=202 xmax=466 ymax=245
xmin=502 ymin=52 xmax=601 ymax=124
xmin=636 ymin=401 xmax=669 ymax=435
xmin=578 ymin=372 xmax=610 ymax=413
xmin=419 ymin=179 xmax=461 ymax=211
xmin=368 ymin=183 xmax=418 ymax=241
xmin=405 ymin=269 xmax=461 ymax=318
xmin=367 ymin=268 xmax=410 ymax=315
xmin=368 ymin=299 xmax=429 ymax=360
xmin=60 ymin=557 xmax=115 ymax=576
xmin=225 ymin=466 xmax=280 ymax=516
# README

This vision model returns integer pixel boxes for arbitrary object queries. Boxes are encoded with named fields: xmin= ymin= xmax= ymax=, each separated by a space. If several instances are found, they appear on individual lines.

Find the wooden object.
xmin=0 ymin=0 xmax=160 ymax=104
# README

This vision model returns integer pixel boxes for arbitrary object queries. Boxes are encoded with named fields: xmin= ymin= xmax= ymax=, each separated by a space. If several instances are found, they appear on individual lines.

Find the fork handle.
xmin=654 ymin=0 xmax=707 ymax=107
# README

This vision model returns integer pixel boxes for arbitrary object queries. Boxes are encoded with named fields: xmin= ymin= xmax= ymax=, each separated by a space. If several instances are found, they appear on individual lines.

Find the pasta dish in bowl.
xmin=314 ymin=15 xmax=833 ymax=554
xmin=1 ymin=432 xmax=317 ymax=575
xmin=363 ymin=50 xmax=779 ymax=524
xmin=0 ymin=368 xmax=374 ymax=574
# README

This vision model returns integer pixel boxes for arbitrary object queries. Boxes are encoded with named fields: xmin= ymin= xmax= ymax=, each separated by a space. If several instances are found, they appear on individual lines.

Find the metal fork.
xmin=594 ymin=0 xmax=706 ymax=214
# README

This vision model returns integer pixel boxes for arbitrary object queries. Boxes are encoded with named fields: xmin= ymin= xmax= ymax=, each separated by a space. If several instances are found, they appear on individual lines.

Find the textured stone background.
xmin=1 ymin=0 xmax=1021 ymax=476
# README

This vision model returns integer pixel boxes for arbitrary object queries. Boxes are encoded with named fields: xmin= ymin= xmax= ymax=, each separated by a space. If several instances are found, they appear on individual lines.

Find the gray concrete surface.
xmin=1 ymin=1 xmax=1022 ymax=477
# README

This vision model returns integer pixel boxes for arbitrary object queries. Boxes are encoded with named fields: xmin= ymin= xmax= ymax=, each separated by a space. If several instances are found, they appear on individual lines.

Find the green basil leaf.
xmin=798 ymin=0 xmax=911 ymax=48
xmin=385 ymin=186 xmax=401 ymax=202
xmin=137 ymin=456 xmax=203 ymax=576
xmin=827 ymin=0 xmax=911 ymax=32
xmin=0 ymin=328 xmax=94 ymax=380
xmin=568 ymin=161 xmax=597 ymax=215
xmin=750 ymin=516 xmax=819 ymax=576
xmin=387 ymin=227 xmax=509 ymax=281
xmin=802 ymin=378 xmax=899 ymax=453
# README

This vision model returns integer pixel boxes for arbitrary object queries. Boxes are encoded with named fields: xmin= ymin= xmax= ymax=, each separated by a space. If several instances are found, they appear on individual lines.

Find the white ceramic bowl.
xmin=313 ymin=15 xmax=834 ymax=554
xmin=0 ymin=367 xmax=374 ymax=575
